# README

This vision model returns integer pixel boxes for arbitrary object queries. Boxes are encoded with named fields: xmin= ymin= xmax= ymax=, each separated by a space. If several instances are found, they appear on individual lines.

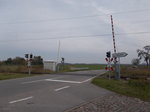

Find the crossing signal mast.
xmin=110 ymin=15 xmax=119 ymax=79
xmin=110 ymin=15 xmax=128 ymax=79
xmin=110 ymin=15 xmax=117 ymax=54
xmin=25 ymin=54 xmax=33 ymax=75
xmin=106 ymin=51 xmax=111 ymax=58
xmin=105 ymin=51 xmax=113 ymax=79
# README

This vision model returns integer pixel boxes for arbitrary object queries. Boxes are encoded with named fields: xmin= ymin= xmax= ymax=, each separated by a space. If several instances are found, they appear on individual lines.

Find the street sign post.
xmin=144 ymin=45 xmax=150 ymax=50
xmin=144 ymin=45 xmax=150 ymax=54
xmin=112 ymin=52 xmax=128 ymax=79
xmin=112 ymin=52 xmax=128 ymax=58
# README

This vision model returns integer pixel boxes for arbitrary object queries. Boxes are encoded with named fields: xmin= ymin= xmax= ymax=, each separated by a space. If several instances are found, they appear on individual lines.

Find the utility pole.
xmin=56 ymin=40 xmax=61 ymax=72
xmin=61 ymin=57 xmax=65 ymax=71
xmin=110 ymin=15 xmax=119 ymax=79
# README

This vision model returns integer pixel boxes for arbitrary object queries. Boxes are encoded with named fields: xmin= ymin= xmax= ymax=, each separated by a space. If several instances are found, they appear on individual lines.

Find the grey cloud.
xmin=0 ymin=0 xmax=149 ymax=63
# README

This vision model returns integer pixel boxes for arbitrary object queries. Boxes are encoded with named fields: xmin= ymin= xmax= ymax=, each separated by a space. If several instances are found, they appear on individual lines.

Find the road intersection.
xmin=0 ymin=70 xmax=112 ymax=112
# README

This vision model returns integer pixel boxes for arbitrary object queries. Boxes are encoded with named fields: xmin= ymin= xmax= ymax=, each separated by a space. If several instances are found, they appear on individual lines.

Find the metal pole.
xmin=28 ymin=60 xmax=31 ymax=75
xmin=29 ymin=66 xmax=31 ymax=75
xmin=109 ymin=57 xmax=111 ymax=80
xmin=56 ymin=40 xmax=61 ymax=72
xmin=110 ymin=15 xmax=119 ymax=79
xmin=118 ymin=57 xmax=121 ymax=79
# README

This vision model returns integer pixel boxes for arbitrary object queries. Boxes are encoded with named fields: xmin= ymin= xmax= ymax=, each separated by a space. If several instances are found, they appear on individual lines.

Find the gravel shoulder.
xmin=65 ymin=93 xmax=150 ymax=112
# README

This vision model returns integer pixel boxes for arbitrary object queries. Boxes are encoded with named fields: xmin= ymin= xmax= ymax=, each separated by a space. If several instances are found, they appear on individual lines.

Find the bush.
xmin=121 ymin=67 xmax=150 ymax=79
xmin=131 ymin=58 xmax=140 ymax=66
xmin=0 ymin=65 xmax=52 ymax=74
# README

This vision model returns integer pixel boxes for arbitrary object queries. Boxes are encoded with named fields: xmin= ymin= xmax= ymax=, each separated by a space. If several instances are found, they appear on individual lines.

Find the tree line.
xmin=0 ymin=56 xmax=43 ymax=65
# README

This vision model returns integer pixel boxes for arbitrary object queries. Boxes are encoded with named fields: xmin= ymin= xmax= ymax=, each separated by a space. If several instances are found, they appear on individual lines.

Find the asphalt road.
xmin=0 ymin=70 xmax=112 ymax=112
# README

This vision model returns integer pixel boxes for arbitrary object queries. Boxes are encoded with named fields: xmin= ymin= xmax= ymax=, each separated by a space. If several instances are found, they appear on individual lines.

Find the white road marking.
xmin=21 ymin=76 xmax=63 ymax=84
xmin=55 ymin=86 xmax=70 ymax=91
xmin=45 ymin=79 xmax=81 ymax=84
xmin=22 ymin=76 xmax=96 ymax=84
xmin=45 ymin=76 xmax=96 ymax=84
xmin=51 ymin=76 xmax=64 ymax=80
xmin=22 ymin=79 xmax=44 ymax=84
xmin=9 ymin=96 xmax=33 ymax=104
xmin=80 ymin=76 xmax=97 ymax=83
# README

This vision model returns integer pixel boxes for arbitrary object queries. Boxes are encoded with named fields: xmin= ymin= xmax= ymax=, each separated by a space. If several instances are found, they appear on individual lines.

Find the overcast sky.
xmin=0 ymin=0 xmax=150 ymax=64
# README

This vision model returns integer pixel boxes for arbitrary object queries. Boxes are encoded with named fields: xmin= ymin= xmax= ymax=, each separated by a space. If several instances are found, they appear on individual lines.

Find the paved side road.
xmin=1 ymin=69 xmax=149 ymax=112
xmin=66 ymin=93 xmax=150 ymax=112
xmin=0 ymin=70 xmax=110 ymax=112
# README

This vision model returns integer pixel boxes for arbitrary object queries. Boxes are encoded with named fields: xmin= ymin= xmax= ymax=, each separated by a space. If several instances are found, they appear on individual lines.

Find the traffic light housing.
xmin=25 ymin=54 xmax=33 ymax=59
xmin=30 ymin=54 xmax=33 ymax=59
xmin=62 ymin=58 xmax=64 ymax=62
xmin=25 ymin=54 xmax=28 ymax=59
xmin=61 ymin=57 xmax=65 ymax=64
xmin=106 ymin=52 xmax=111 ymax=58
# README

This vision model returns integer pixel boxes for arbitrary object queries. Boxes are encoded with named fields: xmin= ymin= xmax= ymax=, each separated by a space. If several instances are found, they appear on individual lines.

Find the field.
xmin=0 ymin=64 xmax=105 ymax=80
xmin=92 ymin=66 xmax=150 ymax=101
xmin=0 ymin=73 xmax=43 ymax=80
xmin=120 ymin=66 xmax=150 ymax=79
xmin=0 ymin=65 xmax=53 ymax=80
xmin=62 ymin=64 xmax=105 ymax=72
xmin=70 ymin=64 xmax=105 ymax=70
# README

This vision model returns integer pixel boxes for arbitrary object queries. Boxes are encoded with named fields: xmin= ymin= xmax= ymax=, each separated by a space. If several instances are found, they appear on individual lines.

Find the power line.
xmin=0 ymin=14 xmax=105 ymax=24
xmin=116 ymin=19 xmax=150 ymax=24
xmin=0 ymin=34 xmax=112 ymax=42
xmin=116 ymin=31 xmax=150 ymax=35
xmin=111 ymin=8 xmax=150 ymax=15
xmin=0 ymin=9 xmax=150 ymax=24
xmin=0 ymin=23 xmax=109 ymax=34
xmin=0 ymin=31 xmax=150 ymax=43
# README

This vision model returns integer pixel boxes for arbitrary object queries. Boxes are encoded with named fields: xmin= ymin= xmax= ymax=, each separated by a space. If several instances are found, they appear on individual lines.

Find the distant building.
xmin=43 ymin=60 xmax=57 ymax=71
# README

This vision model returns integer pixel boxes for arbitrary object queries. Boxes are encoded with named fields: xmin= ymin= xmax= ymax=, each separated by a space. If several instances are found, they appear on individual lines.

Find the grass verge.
xmin=61 ymin=64 xmax=105 ymax=72
xmin=70 ymin=64 xmax=105 ymax=70
xmin=92 ymin=77 xmax=150 ymax=102
xmin=0 ymin=73 xmax=43 ymax=80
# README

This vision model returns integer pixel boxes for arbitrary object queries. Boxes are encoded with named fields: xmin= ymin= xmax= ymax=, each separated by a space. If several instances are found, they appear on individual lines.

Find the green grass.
xmin=121 ymin=67 xmax=150 ymax=78
xmin=0 ymin=65 xmax=53 ymax=80
xmin=72 ymin=64 xmax=105 ymax=70
xmin=92 ymin=77 xmax=150 ymax=101
xmin=62 ymin=64 xmax=105 ymax=72
xmin=0 ymin=64 xmax=105 ymax=80
xmin=0 ymin=65 xmax=53 ymax=74
xmin=0 ymin=73 xmax=43 ymax=80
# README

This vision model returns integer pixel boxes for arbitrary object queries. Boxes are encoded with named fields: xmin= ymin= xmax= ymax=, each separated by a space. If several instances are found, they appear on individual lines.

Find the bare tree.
xmin=137 ymin=45 xmax=150 ymax=67
xmin=144 ymin=45 xmax=150 ymax=67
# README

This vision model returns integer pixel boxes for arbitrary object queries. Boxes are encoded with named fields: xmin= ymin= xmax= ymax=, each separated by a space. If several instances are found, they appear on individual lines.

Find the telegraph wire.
xmin=111 ymin=8 xmax=150 ymax=15
xmin=116 ymin=31 xmax=150 ymax=35
xmin=0 ymin=31 xmax=150 ymax=43
xmin=0 ymin=9 xmax=150 ymax=24
xmin=0 ymin=34 xmax=112 ymax=42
